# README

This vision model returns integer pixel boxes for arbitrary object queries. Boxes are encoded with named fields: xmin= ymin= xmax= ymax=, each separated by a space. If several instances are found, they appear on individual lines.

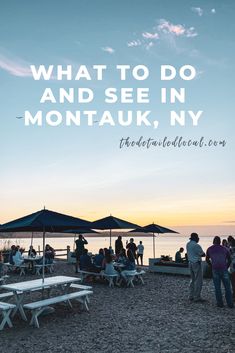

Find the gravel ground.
xmin=0 ymin=262 xmax=234 ymax=353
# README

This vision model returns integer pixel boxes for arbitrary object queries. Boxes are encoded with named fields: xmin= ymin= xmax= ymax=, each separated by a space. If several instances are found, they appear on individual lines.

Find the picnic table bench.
xmin=34 ymin=263 xmax=54 ymax=275
xmin=77 ymin=269 xmax=145 ymax=288
xmin=102 ymin=273 xmax=120 ymax=288
xmin=0 ymin=291 xmax=15 ymax=301
xmin=122 ymin=270 xmax=146 ymax=287
xmin=4 ymin=263 xmax=27 ymax=276
xmin=0 ymin=275 xmax=9 ymax=284
xmin=23 ymin=290 xmax=93 ymax=328
xmin=77 ymin=270 xmax=120 ymax=288
xmin=76 ymin=270 xmax=103 ymax=282
xmin=0 ymin=302 xmax=16 ymax=330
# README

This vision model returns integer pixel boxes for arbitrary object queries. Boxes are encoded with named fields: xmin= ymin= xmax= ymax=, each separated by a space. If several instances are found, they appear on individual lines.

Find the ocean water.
xmin=0 ymin=234 xmax=227 ymax=265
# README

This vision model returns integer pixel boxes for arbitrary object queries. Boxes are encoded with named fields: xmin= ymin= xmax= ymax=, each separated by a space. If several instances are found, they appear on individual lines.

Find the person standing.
xmin=75 ymin=234 xmax=88 ymax=273
xmin=186 ymin=233 xmax=205 ymax=302
xmin=126 ymin=238 xmax=137 ymax=262
xmin=115 ymin=235 xmax=123 ymax=256
xmin=228 ymin=237 xmax=235 ymax=301
xmin=137 ymin=241 xmax=144 ymax=266
xmin=206 ymin=236 xmax=233 ymax=308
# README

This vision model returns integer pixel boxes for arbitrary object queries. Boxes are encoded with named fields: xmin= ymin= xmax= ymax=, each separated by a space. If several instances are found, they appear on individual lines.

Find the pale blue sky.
xmin=0 ymin=0 xmax=234 ymax=231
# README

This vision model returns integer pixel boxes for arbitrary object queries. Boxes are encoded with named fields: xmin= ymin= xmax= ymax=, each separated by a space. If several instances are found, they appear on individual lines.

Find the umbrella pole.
xmin=73 ymin=233 xmax=76 ymax=251
xmin=30 ymin=232 xmax=34 ymax=247
xmin=153 ymin=232 xmax=156 ymax=258
xmin=109 ymin=229 xmax=112 ymax=247
xmin=42 ymin=227 xmax=45 ymax=283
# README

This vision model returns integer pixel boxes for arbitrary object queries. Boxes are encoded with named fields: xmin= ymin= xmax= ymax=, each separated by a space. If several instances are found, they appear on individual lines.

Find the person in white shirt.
xmin=186 ymin=233 xmax=205 ymax=302
xmin=13 ymin=247 xmax=24 ymax=267
xmin=137 ymin=241 xmax=144 ymax=266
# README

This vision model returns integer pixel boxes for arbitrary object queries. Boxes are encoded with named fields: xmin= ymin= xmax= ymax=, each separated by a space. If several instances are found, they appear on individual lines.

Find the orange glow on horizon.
xmin=1 ymin=203 xmax=234 ymax=230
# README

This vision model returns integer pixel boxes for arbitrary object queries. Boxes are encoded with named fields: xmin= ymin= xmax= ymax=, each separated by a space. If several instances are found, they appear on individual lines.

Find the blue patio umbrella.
xmin=0 ymin=208 xmax=92 ymax=281
xmin=91 ymin=215 xmax=140 ymax=247
xmin=130 ymin=223 xmax=179 ymax=258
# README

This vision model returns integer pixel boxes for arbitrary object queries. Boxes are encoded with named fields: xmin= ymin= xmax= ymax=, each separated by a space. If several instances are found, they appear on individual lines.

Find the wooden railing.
xmin=36 ymin=246 xmax=71 ymax=259
xmin=1 ymin=246 xmax=72 ymax=262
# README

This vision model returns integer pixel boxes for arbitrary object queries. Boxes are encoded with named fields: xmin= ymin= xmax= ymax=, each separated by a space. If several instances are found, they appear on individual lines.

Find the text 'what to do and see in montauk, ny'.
xmin=23 ymin=64 xmax=203 ymax=128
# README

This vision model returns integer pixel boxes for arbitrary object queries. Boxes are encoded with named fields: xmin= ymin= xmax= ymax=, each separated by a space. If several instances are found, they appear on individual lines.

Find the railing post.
xmin=38 ymin=245 xmax=40 ymax=255
xmin=67 ymin=246 xmax=70 ymax=261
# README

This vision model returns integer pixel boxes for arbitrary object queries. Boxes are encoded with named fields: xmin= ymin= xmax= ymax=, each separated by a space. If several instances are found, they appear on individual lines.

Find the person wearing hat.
xmin=186 ymin=233 xmax=205 ymax=302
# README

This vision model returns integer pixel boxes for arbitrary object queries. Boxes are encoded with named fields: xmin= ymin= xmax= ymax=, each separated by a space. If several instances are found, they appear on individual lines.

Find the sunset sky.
xmin=0 ymin=0 xmax=234 ymax=234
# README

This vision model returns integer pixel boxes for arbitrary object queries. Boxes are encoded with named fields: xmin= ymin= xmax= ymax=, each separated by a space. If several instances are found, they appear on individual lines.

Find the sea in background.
xmin=1 ymin=232 xmax=233 ymax=265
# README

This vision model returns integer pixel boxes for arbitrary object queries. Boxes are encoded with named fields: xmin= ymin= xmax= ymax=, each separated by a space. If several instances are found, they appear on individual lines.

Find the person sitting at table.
xmin=13 ymin=246 xmax=25 ymax=267
xmin=79 ymin=249 xmax=100 ymax=281
xmin=9 ymin=245 xmax=16 ymax=265
xmin=117 ymin=248 xmax=128 ymax=265
xmin=28 ymin=245 xmax=37 ymax=257
xmin=45 ymin=244 xmax=55 ymax=264
xmin=123 ymin=249 xmax=136 ymax=271
xmin=79 ymin=249 xmax=92 ymax=270
xmin=93 ymin=248 xmax=104 ymax=270
xmin=109 ymin=245 xmax=114 ymax=256
xmin=175 ymin=247 xmax=185 ymax=263
xmin=104 ymin=253 xmax=120 ymax=283
xmin=120 ymin=250 xmax=136 ymax=284
xmin=102 ymin=248 xmax=110 ymax=268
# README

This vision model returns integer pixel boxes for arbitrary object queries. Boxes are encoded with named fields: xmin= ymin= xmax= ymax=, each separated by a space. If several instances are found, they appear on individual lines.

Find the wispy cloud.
xmin=102 ymin=46 xmax=115 ymax=54
xmin=127 ymin=19 xmax=198 ymax=53
xmin=191 ymin=7 xmax=203 ymax=16
xmin=142 ymin=32 xmax=159 ymax=39
xmin=157 ymin=19 xmax=198 ymax=38
xmin=211 ymin=8 xmax=216 ymax=14
xmin=127 ymin=40 xmax=142 ymax=47
xmin=127 ymin=32 xmax=159 ymax=50
xmin=0 ymin=53 xmax=32 ymax=77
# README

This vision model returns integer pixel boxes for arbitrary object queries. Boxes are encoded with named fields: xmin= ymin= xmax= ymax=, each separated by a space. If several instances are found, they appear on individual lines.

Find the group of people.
xmin=8 ymin=245 xmax=25 ymax=266
xmin=115 ymin=236 xmax=144 ymax=266
xmin=74 ymin=235 xmax=144 ymax=284
xmin=186 ymin=233 xmax=235 ymax=308
xmin=7 ymin=243 xmax=55 ymax=268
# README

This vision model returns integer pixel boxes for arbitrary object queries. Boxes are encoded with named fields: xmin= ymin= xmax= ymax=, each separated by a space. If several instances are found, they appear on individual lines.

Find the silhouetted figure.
xmin=228 ymin=237 xmax=235 ymax=300
xmin=75 ymin=234 xmax=88 ymax=273
xmin=45 ymin=244 xmax=55 ymax=264
xmin=115 ymin=235 xmax=123 ymax=255
xmin=9 ymin=245 xmax=16 ymax=265
xmin=222 ymin=239 xmax=229 ymax=249
xmin=186 ymin=233 xmax=205 ymax=302
xmin=206 ymin=236 xmax=233 ymax=308
xmin=28 ymin=245 xmax=37 ymax=257
xmin=126 ymin=238 xmax=137 ymax=262
xmin=175 ymin=247 xmax=184 ymax=263
xmin=93 ymin=248 xmax=104 ymax=270
xmin=137 ymin=241 xmax=144 ymax=266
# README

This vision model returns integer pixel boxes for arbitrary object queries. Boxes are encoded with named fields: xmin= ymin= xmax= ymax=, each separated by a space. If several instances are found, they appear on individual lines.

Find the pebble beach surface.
xmin=0 ymin=261 xmax=234 ymax=353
